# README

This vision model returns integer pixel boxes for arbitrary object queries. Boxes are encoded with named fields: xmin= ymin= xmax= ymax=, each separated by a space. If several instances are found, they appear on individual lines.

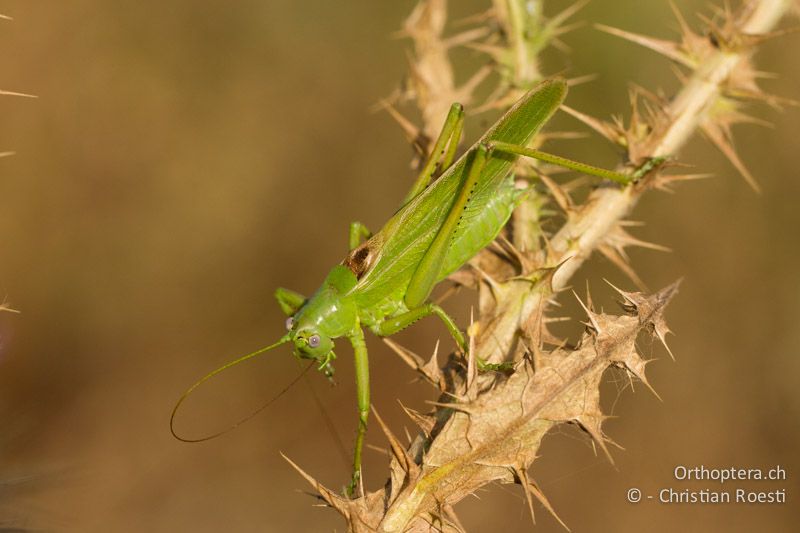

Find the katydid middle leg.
xmin=349 ymin=222 xmax=371 ymax=251
xmin=374 ymin=302 xmax=467 ymax=352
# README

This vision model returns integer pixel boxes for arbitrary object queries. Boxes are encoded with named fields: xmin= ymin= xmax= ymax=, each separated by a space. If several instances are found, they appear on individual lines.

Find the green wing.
xmin=352 ymin=79 xmax=567 ymax=310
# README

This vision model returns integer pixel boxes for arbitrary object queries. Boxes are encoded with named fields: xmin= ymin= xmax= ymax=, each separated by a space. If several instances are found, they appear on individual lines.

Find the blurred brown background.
xmin=0 ymin=1 xmax=798 ymax=531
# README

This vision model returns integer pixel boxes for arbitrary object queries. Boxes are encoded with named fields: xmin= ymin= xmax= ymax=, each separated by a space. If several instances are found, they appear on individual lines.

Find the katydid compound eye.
xmin=285 ymin=317 xmax=294 ymax=330
xmin=308 ymin=334 xmax=321 ymax=348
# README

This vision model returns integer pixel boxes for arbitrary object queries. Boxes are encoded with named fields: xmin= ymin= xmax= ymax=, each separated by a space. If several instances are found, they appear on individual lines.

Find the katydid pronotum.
xmin=171 ymin=79 xmax=660 ymax=497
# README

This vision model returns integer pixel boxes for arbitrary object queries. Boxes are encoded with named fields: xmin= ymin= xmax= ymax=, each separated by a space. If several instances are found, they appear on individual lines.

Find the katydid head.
xmin=283 ymin=264 xmax=359 ymax=379
xmin=291 ymin=329 xmax=333 ymax=356
xmin=286 ymin=309 xmax=338 ymax=378
xmin=285 ymin=304 xmax=337 ymax=374
xmin=290 ymin=329 xmax=336 ymax=379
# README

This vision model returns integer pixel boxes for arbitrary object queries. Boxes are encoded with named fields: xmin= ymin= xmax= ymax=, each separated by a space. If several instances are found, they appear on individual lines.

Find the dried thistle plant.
xmin=284 ymin=1 xmax=797 ymax=531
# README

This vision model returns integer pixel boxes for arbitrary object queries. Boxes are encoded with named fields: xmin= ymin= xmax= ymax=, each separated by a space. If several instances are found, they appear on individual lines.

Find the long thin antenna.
xmin=170 ymin=335 xmax=297 ymax=442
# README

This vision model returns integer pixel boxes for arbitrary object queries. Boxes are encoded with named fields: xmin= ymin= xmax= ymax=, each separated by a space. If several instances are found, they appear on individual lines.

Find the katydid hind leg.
xmin=439 ymin=106 xmax=464 ymax=173
xmin=488 ymin=141 xmax=634 ymax=185
xmin=403 ymin=102 xmax=465 ymax=205
xmin=349 ymin=221 xmax=371 ymax=251
xmin=404 ymin=144 xmax=488 ymax=310
xmin=275 ymin=287 xmax=306 ymax=316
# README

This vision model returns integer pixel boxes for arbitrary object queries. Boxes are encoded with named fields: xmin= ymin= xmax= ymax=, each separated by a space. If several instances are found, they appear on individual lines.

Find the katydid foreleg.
xmin=345 ymin=305 xmax=467 ymax=498
xmin=347 ymin=322 xmax=369 ymax=497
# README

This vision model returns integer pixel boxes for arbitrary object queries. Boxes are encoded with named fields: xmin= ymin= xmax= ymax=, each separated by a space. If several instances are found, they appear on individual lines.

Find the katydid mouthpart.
xmin=171 ymin=78 xmax=659 ymax=498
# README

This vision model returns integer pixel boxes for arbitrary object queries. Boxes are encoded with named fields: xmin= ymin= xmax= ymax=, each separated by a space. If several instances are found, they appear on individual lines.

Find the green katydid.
xmin=171 ymin=78 xmax=654 ymax=497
